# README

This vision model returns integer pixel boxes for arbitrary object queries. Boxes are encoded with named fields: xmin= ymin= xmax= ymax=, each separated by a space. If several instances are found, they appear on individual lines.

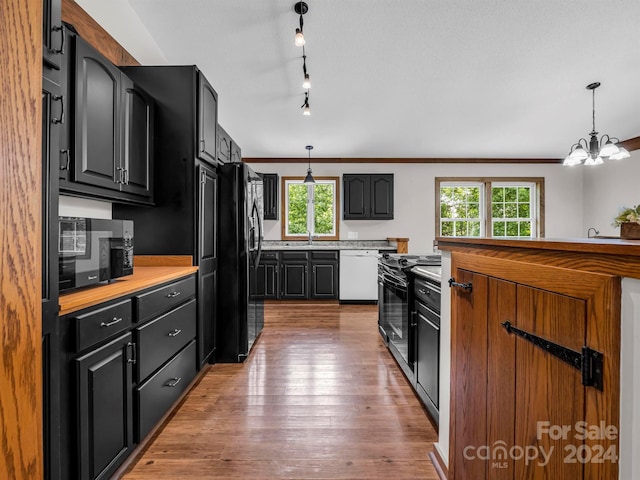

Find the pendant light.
xmin=303 ymin=145 xmax=315 ymax=184
xmin=563 ymin=82 xmax=630 ymax=166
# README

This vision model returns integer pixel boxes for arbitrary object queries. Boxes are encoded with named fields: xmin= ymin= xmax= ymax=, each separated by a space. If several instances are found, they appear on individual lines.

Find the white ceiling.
xmin=77 ymin=0 xmax=640 ymax=159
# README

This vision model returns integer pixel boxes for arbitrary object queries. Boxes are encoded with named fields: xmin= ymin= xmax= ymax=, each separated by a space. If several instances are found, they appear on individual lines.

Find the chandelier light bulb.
xmin=599 ymin=140 xmax=619 ymax=158
xmin=295 ymin=28 xmax=305 ymax=46
xmin=610 ymin=146 xmax=631 ymax=160
xmin=303 ymin=73 xmax=311 ymax=89
xmin=303 ymin=104 xmax=311 ymax=116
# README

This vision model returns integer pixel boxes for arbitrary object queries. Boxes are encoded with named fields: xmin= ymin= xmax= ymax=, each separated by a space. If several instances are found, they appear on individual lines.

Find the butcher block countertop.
xmin=59 ymin=256 xmax=198 ymax=316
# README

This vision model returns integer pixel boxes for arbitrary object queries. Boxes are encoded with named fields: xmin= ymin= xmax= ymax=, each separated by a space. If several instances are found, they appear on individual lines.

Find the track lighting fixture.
xmin=293 ymin=2 xmax=312 ymax=116
xmin=294 ymin=2 xmax=308 ymax=47
xmin=563 ymin=82 xmax=630 ymax=166
xmin=303 ymin=145 xmax=315 ymax=184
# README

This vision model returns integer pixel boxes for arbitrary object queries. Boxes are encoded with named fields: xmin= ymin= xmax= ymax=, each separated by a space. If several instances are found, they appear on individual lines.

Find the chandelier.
xmin=294 ymin=2 xmax=311 ymax=116
xmin=563 ymin=82 xmax=630 ymax=166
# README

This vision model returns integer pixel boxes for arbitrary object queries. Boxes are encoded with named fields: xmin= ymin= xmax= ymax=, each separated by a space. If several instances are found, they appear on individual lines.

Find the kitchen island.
xmin=434 ymin=237 xmax=640 ymax=480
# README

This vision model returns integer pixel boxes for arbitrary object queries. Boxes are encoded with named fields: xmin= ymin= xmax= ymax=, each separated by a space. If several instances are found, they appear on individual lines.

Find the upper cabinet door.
xmin=197 ymin=72 xmax=218 ymax=165
xmin=120 ymin=76 xmax=153 ymax=198
xmin=217 ymin=125 xmax=231 ymax=164
xmin=230 ymin=141 xmax=242 ymax=164
xmin=343 ymin=174 xmax=370 ymax=219
xmin=370 ymin=174 xmax=394 ymax=219
xmin=43 ymin=0 xmax=63 ymax=74
xmin=261 ymin=173 xmax=279 ymax=220
xmin=74 ymin=37 xmax=121 ymax=191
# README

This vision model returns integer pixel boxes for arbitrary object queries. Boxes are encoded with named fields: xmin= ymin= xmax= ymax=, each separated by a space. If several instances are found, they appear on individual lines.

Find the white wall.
xmin=247 ymin=161 xmax=585 ymax=252
xmin=620 ymin=277 xmax=640 ymax=480
xmin=583 ymin=150 xmax=640 ymax=237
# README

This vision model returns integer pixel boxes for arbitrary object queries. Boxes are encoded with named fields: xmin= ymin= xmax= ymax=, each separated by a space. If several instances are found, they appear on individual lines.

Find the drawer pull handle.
xmin=168 ymin=329 xmax=182 ymax=337
xmin=418 ymin=288 xmax=429 ymax=295
xmin=166 ymin=377 xmax=182 ymax=388
xmin=166 ymin=291 xmax=181 ymax=298
xmin=100 ymin=317 xmax=123 ymax=327
xmin=127 ymin=342 xmax=137 ymax=364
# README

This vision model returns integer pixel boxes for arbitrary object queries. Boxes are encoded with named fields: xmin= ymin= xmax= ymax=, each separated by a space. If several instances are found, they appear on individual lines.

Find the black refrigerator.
xmin=217 ymin=162 xmax=264 ymax=362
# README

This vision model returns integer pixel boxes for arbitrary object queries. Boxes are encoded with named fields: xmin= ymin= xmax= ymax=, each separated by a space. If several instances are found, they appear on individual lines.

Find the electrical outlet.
xmin=347 ymin=231 xmax=358 ymax=239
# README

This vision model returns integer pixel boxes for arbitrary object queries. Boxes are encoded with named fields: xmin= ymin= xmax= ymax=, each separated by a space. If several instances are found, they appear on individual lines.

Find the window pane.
xmin=468 ymin=221 xmax=481 ymax=236
xmin=518 ymin=187 xmax=530 ymax=202
xmin=492 ymin=187 xmax=504 ymax=202
xmin=441 ymin=221 xmax=454 ymax=236
xmin=467 ymin=203 xmax=480 ymax=218
xmin=518 ymin=204 xmax=530 ymax=217
xmin=287 ymin=183 xmax=308 ymax=235
xmin=492 ymin=204 xmax=504 ymax=218
xmin=313 ymin=183 xmax=334 ymax=235
xmin=506 ymin=221 xmax=519 ymax=236
xmin=505 ymin=203 xmax=518 ymax=218
xmin=519 ymin=221 xmax=531 ymax=236
xmin=493 ymin=221 xmax=505 ymax=236
xmin=441 ymin=203 xmax=452 ymax=218
xmin=505 ymin=187 xmax=517 ymax=202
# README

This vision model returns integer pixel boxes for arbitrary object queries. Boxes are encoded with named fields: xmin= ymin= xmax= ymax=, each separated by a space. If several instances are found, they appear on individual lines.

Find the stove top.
xmin=379 ymin=252 xmax=442 ymax=270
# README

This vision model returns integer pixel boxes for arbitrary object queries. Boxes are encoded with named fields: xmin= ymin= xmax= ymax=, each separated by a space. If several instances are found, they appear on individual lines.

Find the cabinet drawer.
xmin=414 ymin=277 xmax=441 ymax=313
xmin=136 ymin=276 xmax=196 ymax=324
xmin=260 ymin=251 xmax=279 ymax=261
xmin=73 ymin=299 xmax=133 ymax=351
xmin=136 ymin=340 xmax=197 ymax=441
xmin=280 ymin=251 xmax=308 ymax=261
xmin=136 ymin=299 xmax=197 ymax=381
xmin=310 ymin=250 xmax=339 ymax=261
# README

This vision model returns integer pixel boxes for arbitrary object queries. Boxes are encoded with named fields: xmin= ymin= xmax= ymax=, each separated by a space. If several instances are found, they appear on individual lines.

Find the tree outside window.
xmin=282 ymin=177 xmax=339 ymax=240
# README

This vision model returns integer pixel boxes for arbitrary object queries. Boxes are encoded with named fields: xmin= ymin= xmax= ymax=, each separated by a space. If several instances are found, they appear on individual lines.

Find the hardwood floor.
xmin=121 ymin=302 xmax=439 ymax=479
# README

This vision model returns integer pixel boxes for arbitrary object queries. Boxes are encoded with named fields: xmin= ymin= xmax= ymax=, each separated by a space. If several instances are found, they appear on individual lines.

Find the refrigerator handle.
xmin=252 ymin=201 xmax=263 ymax=269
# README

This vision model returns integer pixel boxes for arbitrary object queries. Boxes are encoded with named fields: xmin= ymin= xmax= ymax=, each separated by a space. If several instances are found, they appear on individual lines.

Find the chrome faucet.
xmin=587 ymin=227 xmax=600 ymax=238
xmin=307 ymin=230 xmax=313 ymax=245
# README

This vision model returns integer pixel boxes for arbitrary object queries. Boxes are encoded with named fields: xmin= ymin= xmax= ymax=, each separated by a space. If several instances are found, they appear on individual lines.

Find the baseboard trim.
xmin=429 ymin=445 xmax=449 ymax=480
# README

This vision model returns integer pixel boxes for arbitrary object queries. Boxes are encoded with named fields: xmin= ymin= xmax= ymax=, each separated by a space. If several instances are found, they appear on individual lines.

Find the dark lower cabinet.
xmin=280 ymin=251 xmax=308 ymax=299
xmin=75 ymin=332 xmax=134 ymax=480
xmin=259 ymin=250 xmax=339 ymax=300
xmin=257 ymin=251 xmax=279 ymax=299
xmin=309 ymin=251 xmax=339 ymax=299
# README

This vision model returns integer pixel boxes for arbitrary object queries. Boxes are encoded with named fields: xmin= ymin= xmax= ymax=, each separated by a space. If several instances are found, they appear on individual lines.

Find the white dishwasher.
xmin=339 ymin=250 xmax=379 ymax=301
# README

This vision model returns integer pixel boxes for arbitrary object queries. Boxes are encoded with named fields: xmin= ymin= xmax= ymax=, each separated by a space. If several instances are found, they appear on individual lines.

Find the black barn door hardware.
xmin=448 ymin=277 xmax=472 ymax=292
xmin=501 ymin=321 xmax=603 ymax=391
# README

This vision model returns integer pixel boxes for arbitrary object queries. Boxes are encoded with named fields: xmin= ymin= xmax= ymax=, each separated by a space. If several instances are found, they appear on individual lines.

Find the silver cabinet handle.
xmin=60 ymin=149 xmax=70 ymax=171
xmin=166 ymin=291 xmax=181 ymax=298
xmin=166 ymin=377 xmax=182 ymax=388
xmin=100 ymin=316 xmax=123 ymax=327
xmin=168 ymin=329 xmax=182 ymax=337
xmin=127 ymin=342 xmax=137 ymax=364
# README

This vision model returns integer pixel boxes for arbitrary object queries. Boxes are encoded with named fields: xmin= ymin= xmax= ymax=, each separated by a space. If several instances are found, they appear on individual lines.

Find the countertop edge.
xmin=59 ymin=266 xmax=199 ymax=316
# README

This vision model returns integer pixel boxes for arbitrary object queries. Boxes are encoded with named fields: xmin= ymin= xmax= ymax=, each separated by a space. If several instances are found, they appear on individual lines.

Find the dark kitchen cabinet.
xmin=258 ymin=250 xmax=339 ymax=300
xmin=59 ymin=32 xmax=153 ymax=204
xmin=230 ymin=140 xmax=242 ymax=164
xmin=261 ymin=173 xmax=279 ymax=220
xmin=217 ymin=124 xmax=231 ymax=163
xmin=280 ymin=251 xmax=308 ymax=299
xmin=309 ymin=251 xmax=339 ymax=299
xmin=43 ymin=0 xmax=63 ymax=76
xmin=114 ymin=66 xmax=219 ymax=367
xmin=197 ymin=73 xmax=218 ymax=165
xmin=42 ymin=72 xmax=61 ymax=480
xmin=257 ymin=251 xmax=279 ymax=299
xmin=343 ymin=174 xmax=394 ymax=220
xmin=75 ymin=332 xmax=134 ymax=480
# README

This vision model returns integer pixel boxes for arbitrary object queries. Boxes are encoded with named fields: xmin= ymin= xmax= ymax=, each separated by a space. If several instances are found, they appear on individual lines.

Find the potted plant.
xmin=613 ymin=205 xmax=640 ymax=239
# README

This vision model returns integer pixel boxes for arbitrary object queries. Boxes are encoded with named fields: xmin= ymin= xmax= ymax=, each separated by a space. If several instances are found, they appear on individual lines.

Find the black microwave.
xmin=59 ymin=217 xmax=134 ymax=292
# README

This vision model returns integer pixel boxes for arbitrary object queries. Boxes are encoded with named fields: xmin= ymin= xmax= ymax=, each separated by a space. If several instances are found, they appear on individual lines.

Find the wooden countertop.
xmin=59 ymin=256 xmax=198 ymax=316
xmin=436 ymin=236 xmax=640 ymax=279
xmin=437 ymin=236 xmax=640 ymax=257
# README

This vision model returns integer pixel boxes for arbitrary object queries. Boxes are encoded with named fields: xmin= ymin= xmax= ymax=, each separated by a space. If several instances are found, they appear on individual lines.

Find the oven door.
xmin=381 ymin=274 xmax=411 ymax=373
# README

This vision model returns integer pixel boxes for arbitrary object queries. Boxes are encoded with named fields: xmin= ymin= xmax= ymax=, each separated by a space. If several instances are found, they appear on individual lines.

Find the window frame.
xmin=280 ymin=176 xmax=340 ymax=241
xmin=435 ymin=177 xmax=545 ymax=239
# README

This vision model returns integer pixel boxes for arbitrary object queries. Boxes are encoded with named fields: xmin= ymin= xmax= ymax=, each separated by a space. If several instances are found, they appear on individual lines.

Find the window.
xmin=281 ymin=177 xmax=340 ymax=240
xmin=436 ymin=178 xmax=544 ymax=238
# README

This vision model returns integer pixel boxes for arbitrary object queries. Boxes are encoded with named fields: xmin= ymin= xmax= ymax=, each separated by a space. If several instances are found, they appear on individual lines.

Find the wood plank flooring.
xmin=121 ymin=302 xmax=439 ymax=479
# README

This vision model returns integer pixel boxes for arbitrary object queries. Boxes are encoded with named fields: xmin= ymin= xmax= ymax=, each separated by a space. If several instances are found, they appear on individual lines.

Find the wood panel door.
xmin=449 ymin=254 xmax=620 ymax=480
xmin=197 ymin=72 xmax=218 ymax=165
